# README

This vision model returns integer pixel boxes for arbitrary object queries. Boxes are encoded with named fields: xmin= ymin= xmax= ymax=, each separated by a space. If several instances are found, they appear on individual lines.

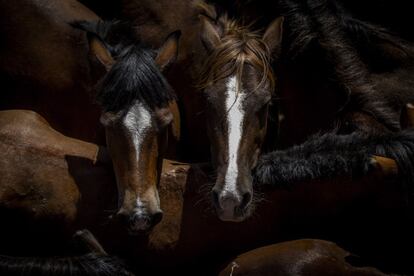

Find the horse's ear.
xmin=168 ymin=101 xmax=181 ymax=141
xmin=200 ymin=15 xmax=222 ymax=52
xmin=71 ymin=21 xmax=115 ymax=71
xmin=155 ymin=31 xmax=181 ymax=72
xmin=263 ymin=16 xmax=284 ymax=57
xmin=88 ymin=34 xmax=115 ymax=72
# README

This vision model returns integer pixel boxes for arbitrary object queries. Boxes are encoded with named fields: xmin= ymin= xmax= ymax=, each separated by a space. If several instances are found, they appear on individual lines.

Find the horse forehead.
xmin=123 ymin=102 xmax=153 ymax=131
xmin=225 ymin=76 xmax=248 ymax=107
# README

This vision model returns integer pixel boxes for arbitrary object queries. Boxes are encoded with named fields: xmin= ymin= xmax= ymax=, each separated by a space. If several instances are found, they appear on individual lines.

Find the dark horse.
xmin=73 ymin=20 xmax=181 ymax=233
xmin=247 ymin=0 xmax=414 ymax=197
xmin=197 ymin=8 xmax=283 ymax=221
xmin=0 ymin=0 xmax=181 ymax=233
xmin=194 ymin=0 xmax=414 ymax=221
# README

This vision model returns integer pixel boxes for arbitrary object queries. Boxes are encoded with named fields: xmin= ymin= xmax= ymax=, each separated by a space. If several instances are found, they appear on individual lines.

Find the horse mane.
xmin=73 ymin=20 xmax=175 ymax=112
xmin=279 ymin=0 xmax=318 ymax=57
xmin=0 ymin=253 xmax=134 ymax=276
xmin=254 ymin=128 xmax=414 ymax=199
xmin=198 ymin=10 xmax=275 ymax=92
xmin=336 ymin=10 xmax=414 ymax=69
xmin=281 ymin=0 xmax=401 ymax=131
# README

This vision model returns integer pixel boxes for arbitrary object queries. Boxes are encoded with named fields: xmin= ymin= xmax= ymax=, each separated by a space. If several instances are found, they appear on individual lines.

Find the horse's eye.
xmin=154 ymin=108 xmax=173 ymax=129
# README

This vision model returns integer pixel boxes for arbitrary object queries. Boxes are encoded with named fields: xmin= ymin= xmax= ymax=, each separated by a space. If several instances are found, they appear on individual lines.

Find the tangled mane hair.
xmin=254 ymin=128 xmax=414 ymax=200
xmin=197 ymin=5 xmax=276 ymax=92
xmin=0 ymin=253 xmax=134 ymax=276
xmin=280 ymin=0 xmax=402 ymax=131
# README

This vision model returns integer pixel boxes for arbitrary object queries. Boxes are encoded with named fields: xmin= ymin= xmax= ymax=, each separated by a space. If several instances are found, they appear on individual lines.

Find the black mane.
xmin=280 ymin=0 xmax=403 ymax=131
xmin=73 ymin=20 xmax=175 ymax=112
xmin=97 ymin=45 xmax=174 ymax=112
xmin=254 ymin=129 xmax=414 ymax=198
xmin=0 ymin=253 xmax=134 ymax=276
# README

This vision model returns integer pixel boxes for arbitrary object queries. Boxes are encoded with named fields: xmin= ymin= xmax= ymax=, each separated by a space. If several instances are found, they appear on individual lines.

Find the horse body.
xmin=0 ymin=110 xmax=117 ymax=255
xmin=218 ymin=240 xmax=388 ymax=276
xmin=0 ymin=0 xmax=103 ymax=143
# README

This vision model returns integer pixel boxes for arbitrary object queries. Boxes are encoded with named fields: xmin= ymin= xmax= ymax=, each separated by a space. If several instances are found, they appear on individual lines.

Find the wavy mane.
xmin=281 ymin=0 xmax=402 ymax=131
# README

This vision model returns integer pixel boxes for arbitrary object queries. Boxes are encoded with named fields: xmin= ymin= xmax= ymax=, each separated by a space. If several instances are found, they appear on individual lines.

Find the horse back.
xmin=0 ymin=0 xmax=103 ymax=143
xmin=0 ymin=110 xmax=115 ymax=255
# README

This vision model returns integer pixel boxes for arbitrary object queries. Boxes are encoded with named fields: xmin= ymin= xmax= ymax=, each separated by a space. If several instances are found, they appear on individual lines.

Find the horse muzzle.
xmin=116 ymin=208 xmax=163 ymax=234
xmin=212 ymin=188 xmax=252 ymax=222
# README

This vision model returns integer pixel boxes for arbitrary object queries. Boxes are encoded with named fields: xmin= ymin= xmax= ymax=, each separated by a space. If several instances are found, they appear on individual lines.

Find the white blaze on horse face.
xmin=224 ymin=76 xmax=245 ymax=196
xmin=123 ymin=101 xmax=152 ymax=208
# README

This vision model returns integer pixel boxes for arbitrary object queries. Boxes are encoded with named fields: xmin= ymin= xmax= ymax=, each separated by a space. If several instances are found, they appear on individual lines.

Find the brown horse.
xmin=196 ymin=10 xmax=283 ymax=222
xmin=73 ymin=20 xmax=181 ymax=233
xmin=0 ymin=110 xmax=116 ymax=254
xmin=218 ymin=240 xmax=388 ymax=276
xmin=0 ymin=0 xmax=181 ymax=233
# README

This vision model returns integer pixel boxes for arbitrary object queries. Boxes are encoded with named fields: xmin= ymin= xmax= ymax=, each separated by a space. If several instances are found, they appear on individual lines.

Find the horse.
xmin=72 ymin=20 xmax=181 ymax=233
xmin=239 ymin=0 xmax=414 ymax=201
xmin=0 ymin=0 xmax=181 ymax=233
xmin=1 ymin=1 xmax=412 ymax=274
xmin=218 ymin=239 xmax=388 ymax=276
xmin=195 ymin=8 xmax=283 ymax=222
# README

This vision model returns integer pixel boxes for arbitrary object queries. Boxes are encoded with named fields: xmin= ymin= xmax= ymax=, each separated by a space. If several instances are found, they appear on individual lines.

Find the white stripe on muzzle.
xmin=223 ymin=76 xmax=245 ymax=196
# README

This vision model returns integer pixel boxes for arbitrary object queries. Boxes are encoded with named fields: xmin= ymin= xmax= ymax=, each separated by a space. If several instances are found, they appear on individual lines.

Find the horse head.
xmin=198 ymin=10 xmax=283 ymax=222
xmin=75 ymin=20 xmax=180 ymax=233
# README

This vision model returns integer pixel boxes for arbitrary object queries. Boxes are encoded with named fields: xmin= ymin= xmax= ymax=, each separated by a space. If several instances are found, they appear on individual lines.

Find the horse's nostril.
xmin=212 ymin=189 xmax=220 ymax=208
xmin=151 ymin=211 xmax=163 ymax=226
xmin=241 ymin=192 xmax=252 ymax=209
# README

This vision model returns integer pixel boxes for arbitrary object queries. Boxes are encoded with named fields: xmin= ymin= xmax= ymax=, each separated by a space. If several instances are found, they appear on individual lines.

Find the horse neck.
xmin=275 ymin=59 xmax=344 ymax=148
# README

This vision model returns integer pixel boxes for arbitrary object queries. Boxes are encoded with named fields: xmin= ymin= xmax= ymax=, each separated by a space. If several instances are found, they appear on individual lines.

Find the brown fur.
xmin=219 ymin=240 xmax=388 ymax=276
xmin=0 ymin=0 xmax=103 ymax=143
xmin=0 ymin=110 xmax=117 ymax=255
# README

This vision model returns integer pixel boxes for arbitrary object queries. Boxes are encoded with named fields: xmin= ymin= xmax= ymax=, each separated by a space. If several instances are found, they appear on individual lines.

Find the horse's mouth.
xmin=114 ymin=208 xmax=163 ymax=235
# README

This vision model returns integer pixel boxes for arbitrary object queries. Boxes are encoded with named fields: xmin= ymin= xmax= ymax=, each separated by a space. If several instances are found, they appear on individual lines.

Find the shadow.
xmin=64 ymin=147 xmax=116 ymax=227
xmin=139 ymin=160 xmax=414 ymax=275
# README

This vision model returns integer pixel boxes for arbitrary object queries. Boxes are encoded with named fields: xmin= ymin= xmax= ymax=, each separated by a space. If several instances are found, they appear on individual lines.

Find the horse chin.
xmin=217 ymin=207 xmax=252 ymax=222
xmin=126 ymin=227 xmax=152 ymax=236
